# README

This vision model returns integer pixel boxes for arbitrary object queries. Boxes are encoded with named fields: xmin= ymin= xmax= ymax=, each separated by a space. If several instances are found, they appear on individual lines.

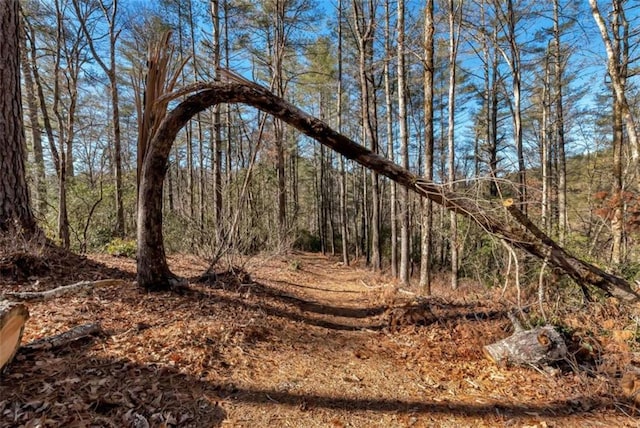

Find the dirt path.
xmin=1 ymin=252 xmax=637 ymax=427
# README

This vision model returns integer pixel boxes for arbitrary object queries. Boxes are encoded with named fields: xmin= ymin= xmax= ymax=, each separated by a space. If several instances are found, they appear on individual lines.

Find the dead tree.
xmin=136 ymin=82 xmax=640 ymax=305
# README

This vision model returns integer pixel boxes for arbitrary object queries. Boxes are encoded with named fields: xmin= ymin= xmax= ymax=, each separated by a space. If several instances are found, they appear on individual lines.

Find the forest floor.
xmin=1 ymin=248 xmax=639 ymax=427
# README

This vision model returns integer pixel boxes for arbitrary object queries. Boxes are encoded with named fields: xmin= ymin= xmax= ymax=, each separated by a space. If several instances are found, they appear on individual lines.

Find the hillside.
xmin=1 ymin=250 xmax=639 ymax=427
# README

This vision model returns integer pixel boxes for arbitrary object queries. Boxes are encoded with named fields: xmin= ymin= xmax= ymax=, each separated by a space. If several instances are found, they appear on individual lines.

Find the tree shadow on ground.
xmin=186 ymin=286 xmax=386 ymax=331
xmin=1 ymin=341 xmax=226 ymax=427
xmin=192 ymin=269 xmax=388 ymax=319
xmin=188 ymin=270 xmax=517 ymax=333
xmin=2 ymin=339 xmax=631 ymax=426
xmin=258 ymin=277 xmax=362 ymax=294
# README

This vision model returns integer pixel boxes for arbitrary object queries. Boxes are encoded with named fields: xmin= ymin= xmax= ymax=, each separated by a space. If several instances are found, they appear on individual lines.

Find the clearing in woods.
xmin=0 ymin=251 xmax=638 ymax=427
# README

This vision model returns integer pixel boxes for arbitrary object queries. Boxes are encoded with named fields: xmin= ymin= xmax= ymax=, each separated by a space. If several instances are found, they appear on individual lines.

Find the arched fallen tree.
xmin=137 ymin=82 xmax=640 ymax=305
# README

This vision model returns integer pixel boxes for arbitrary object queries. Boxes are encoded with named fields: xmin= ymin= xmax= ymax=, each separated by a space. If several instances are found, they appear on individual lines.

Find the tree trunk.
xmin=447 ymin=0 xmax=460 ymax=290
xmin=353 ymin=0 xmax=380 ymax=271
xmin=137 ymin=83 xmax=640 ymax=305
xmin=337 ymin=0 xmax=349 ymax=266
xmin=211 ymin=0 xmax=223 ymax=242
xmin=553 ymin=0 xmax=567 ymax=243
xmin=274 ymin=0 xmax=288 ymax=248
xmin=541 ymin=47 xmax=552 ymax=234
xmin=384 ymin=0 xmax=396 ymax=277
xmin=420 ymin=0 xmax=434 ymax=294
xmin=590 ymin=0 xmax=639 ymax=169
xmin=0 ymin=1 xmax=37 ymax=236
xmin=0 ymin=300 xmax=29 ymax=371
xmin=508 ymin=0 xmax=526 ymax=210
xmin=612 ymin=97 xmax=624 ymax=265
xmin=398 ymin=0 xmax=410 ymax=284
xmin=19 ymin=20 xmax=46 ymax=216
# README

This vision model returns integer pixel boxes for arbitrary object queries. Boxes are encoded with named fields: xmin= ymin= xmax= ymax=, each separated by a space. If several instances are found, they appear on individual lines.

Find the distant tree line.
xmin=3 ymin=0 xmax=640 ymax=294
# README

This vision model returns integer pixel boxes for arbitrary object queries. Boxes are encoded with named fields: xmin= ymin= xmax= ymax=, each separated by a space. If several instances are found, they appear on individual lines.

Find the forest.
xmin=1 ymin=0 xmax=640 ymax=426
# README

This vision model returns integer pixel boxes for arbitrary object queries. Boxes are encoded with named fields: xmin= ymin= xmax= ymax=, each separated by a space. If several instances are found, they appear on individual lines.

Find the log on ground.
xmin=0 ymin=300 xmax=29 ymax=370
xmin=22 ymin=322 xmax=102 ymax=352
xmin=2 ymin=279 xmax=125 ymax=302
xmin=484 ymin=325 xmax=567 ymax=367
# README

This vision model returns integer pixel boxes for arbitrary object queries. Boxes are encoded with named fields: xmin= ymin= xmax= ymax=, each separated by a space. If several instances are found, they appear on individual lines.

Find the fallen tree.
xmin=137 ymin=80 xmax=640 ymax=304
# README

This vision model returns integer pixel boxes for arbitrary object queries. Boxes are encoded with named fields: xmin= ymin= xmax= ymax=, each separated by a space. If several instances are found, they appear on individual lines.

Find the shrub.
xmin=104 ymin=238 xmax=137 ymax=258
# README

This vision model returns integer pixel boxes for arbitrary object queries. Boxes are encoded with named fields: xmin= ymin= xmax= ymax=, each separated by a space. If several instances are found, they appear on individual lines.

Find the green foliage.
xmin=104 ymin=238 xmax=137 ymax=258
xmin=616 ymin=261 xmax=640 ymax=282
xmin=459 ymin=231 xmax=505 ymax=288
xmin=162 ymin=211 xmax=195 ymax=254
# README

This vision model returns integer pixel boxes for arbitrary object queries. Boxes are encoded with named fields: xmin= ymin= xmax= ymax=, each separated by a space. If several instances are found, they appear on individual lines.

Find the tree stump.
xmin=484 ymin=325 xmax=567 ymax=367
xmin=0 ymin=300 xmax=29 ymax=371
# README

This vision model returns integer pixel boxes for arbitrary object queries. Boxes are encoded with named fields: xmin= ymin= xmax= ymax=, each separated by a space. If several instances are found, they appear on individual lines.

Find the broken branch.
xmin=2 ymin=279 xmax=125 ymax=302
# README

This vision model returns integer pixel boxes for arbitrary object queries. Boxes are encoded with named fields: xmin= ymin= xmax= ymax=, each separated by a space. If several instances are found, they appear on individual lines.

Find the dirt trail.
xmin=0 ymin=252 xmax=637 ymax=427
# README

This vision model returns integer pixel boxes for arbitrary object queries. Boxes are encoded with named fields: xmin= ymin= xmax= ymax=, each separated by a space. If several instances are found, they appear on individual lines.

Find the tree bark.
xmin=137 ymin=82 xmax=640 ymax=305
xmin=0 ymin=1 xmax=37 ymax=236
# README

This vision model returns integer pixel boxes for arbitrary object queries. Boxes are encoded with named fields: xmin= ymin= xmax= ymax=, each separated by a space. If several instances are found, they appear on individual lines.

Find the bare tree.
xmin=72 ymin=0 xmax=125 ymax=237
xmin=420 ymin=0 xmax=435 ymax=294
xmin=337 ymin=0 xmax=349 ymax=265
xmin=210 ymin=0 xmax=223 ymax=240
xmin=552 ymin=0 xmax=567 ymax=243
xmin=19 ymin=13 xmax=46 ymax=216
xmin=352 ymin=0 xmax=381 ymax=271
xmin=384 ymin=0 xmax=397 ymax=277
xmin=52 ymin=0 xmax=85 ymax=249
xmin=492 ymin=0 xmax=526 ymax=210
xmin=447 ymin=0 xmax=462 ymax=289
xmin=397 ymin=0 xmax=410 ymax=284
xmin=590 ymin=0 xmax=639 ymax=171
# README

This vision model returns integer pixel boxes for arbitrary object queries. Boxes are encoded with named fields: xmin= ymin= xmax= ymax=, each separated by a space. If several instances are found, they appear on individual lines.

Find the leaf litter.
xmin=1 ymin=251 xmax=639 ymax=427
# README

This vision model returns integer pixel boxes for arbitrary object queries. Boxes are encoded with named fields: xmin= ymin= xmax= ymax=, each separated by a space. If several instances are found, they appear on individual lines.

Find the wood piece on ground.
xmin=22 ymin=322 xmax=102 ymax=352
xmin=483 ymin=325 xmax=567 ymax=367
xmin=2 ymin=279 xmax=125 ymax=302
xmin=0 ymin=300 xmax=29 ymax=370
